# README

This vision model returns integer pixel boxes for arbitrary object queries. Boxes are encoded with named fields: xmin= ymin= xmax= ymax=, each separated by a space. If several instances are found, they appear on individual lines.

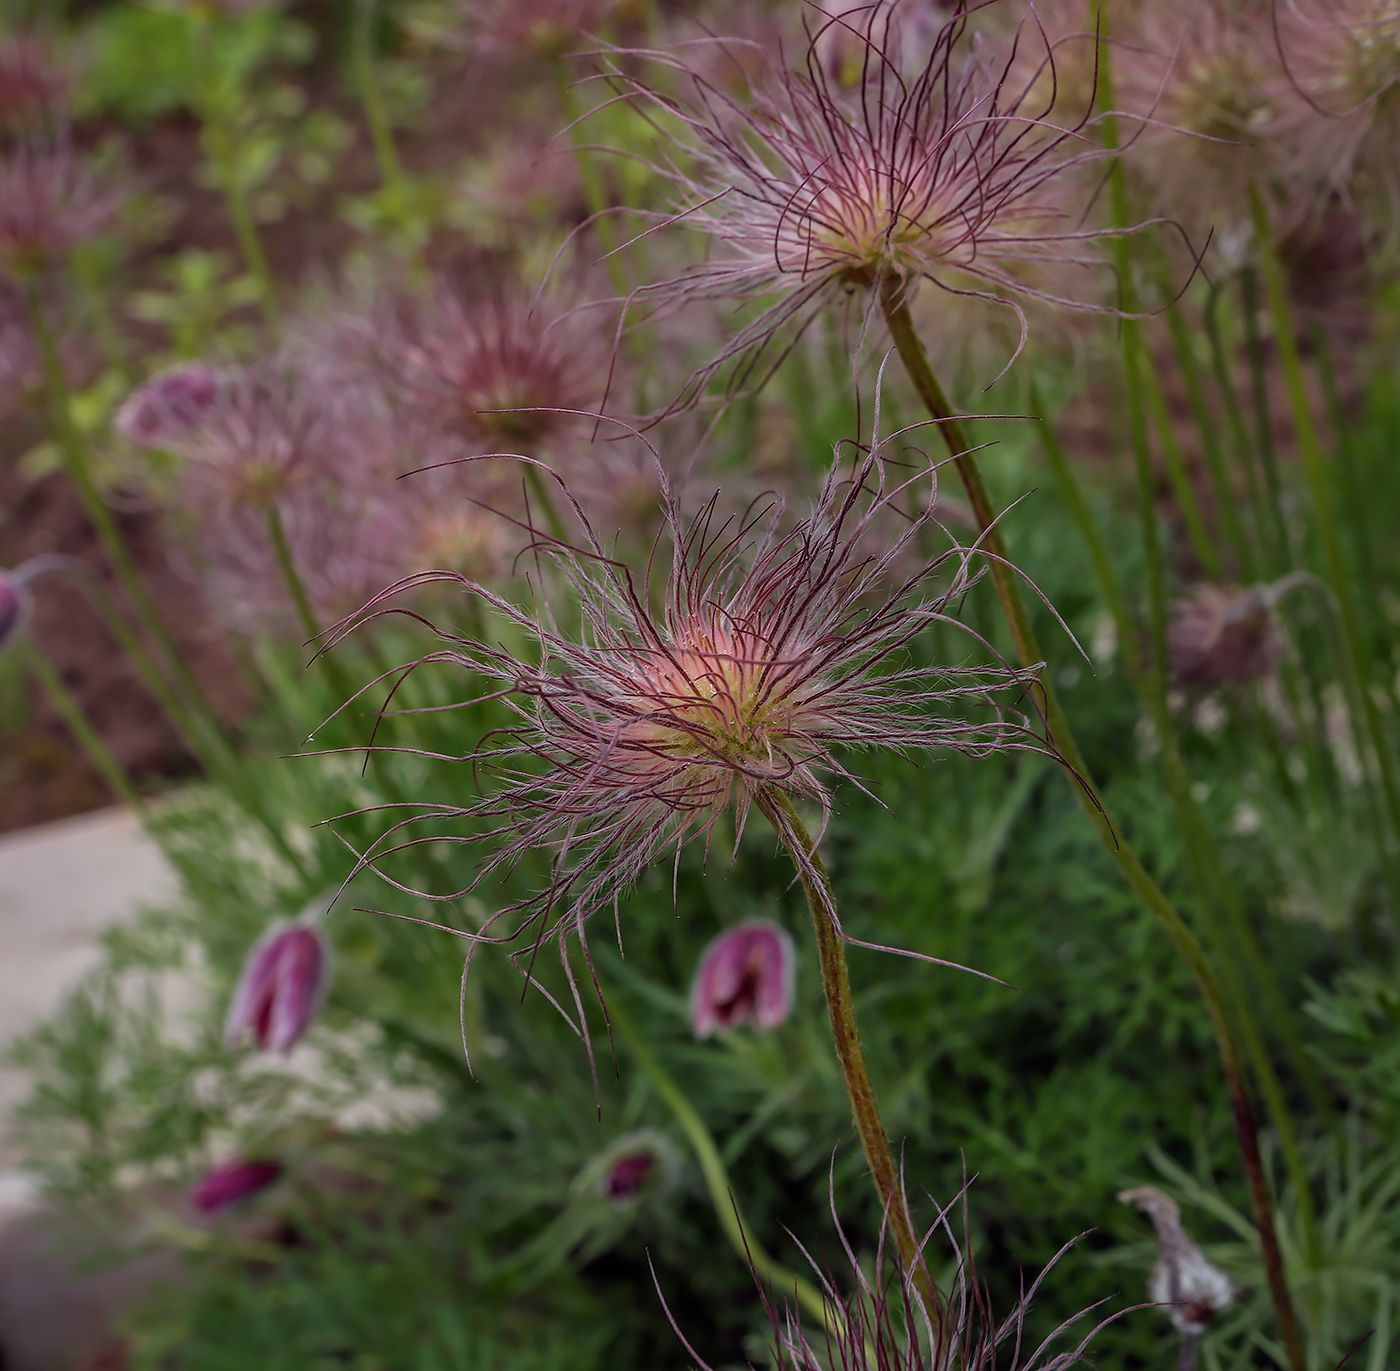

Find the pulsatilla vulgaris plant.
xmin=610 ymin=0 xmax=1132 ymax=404
xmin=330 ymin=423 xmax=1058 ymax=1309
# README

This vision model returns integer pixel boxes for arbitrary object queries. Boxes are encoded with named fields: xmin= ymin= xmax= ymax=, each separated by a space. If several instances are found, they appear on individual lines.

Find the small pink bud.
xmin=190 ymin=1160 xmax=282 ymax=1215
xmin=690 ymin=920 xmax=795 ymax=1040
xmin=599 ymin=1151 xmax=656 ymax=1203
xmin=0 ymin=572 xmax=28 ymax=652
xmin=115 ymin=364 xmax=220 ymax=450
xmin=225 ymin=923 xmax=327 ymax=1055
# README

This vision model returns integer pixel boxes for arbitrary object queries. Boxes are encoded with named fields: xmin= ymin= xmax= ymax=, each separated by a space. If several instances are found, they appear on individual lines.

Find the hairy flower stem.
xmin=22 ymin=639 xmax=144 ymax=813
xmin=757 ymin=787 xmax=942 ymax=1326
xmin=606 ymin=989 xmax=837 ymax=1334
xmin=880 ymin=285 xmax=1306 ymax=1371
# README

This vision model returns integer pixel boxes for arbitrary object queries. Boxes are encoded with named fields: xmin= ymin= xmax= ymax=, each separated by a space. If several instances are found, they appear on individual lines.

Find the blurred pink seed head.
xmin=225 ymin=921 xmax=328 ymax=1055
xmin=612 ymin=0 xmax=1135 ymax=403
xmin=368 ymin=284 xmax=606 ymax=452
xmin=116 ymin=363 xmax=222 ymax=450
xmin=1168 ymin=584 xmax=1283 ymax=691
xmin=191 ymin=1160 xmax=283 ymax=1215
xmin=0 ymin=139 xmax=119 ymax=279
xmin=455 ymin=0 xmax=612 ymax=61
xmin=690 ymin=919 xmax=795 ymax=1039
xmin=0 ymin=34 xmax=72 ymax=132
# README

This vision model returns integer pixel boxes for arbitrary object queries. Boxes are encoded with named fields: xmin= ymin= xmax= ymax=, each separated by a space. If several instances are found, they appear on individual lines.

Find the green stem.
xmin=1138 ymin=344 xmax=1221 ymax=579
xmin=1240 ymin=269 xmax=1290 ymax=573
xmin=880 ymin=282 xmax=1306 ymax=1371
xmin=606 ymin=994 xmax=837 ymax=1334
xmin=1162 ymin=296 xmax=1254 ymax=578
xmin=1204 ymin=282 xmax=1272 ymax=573
xmin=756 ymin=787 xmax=942 ymax=1327
xmin=352 ymin=0 xmax=406 ymax=202
xmin=25 ymin=283 xmax=232 ymax=767
xmin=553 ymin=65 xmax=630 ymax=301
xmin=22 ymin=639 xmax=145 ymax=813
xmin=192 ymin=14 xmax=280 ymax=330
xmin=1249 ymin=187 xmax=1400 ymax=862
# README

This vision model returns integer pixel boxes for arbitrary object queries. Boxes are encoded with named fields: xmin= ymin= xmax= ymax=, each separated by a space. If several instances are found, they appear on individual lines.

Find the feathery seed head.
xmin=331 ymin=430 xmax=1051 ymax=1034
xmin=454 ymin=0 xmax=613 ymax=61
xmin=0 ymin=139 xmax=119 ymax=279
xmin=0 ymin=34 xmax=71 ymax=133
xmin=614 ymin=0 xmax=1132 ymax=402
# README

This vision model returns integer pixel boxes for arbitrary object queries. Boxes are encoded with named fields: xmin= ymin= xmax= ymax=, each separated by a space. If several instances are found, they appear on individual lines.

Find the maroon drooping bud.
xmin=0 ymin=571 xmax=29 ymax=653
xmin=115 ymin=364 xmax=220 ymax=450
xmin=190 ymin=1160 xmax=282 ymax=1215
xmin=599 ymin=1150 xmax=656 ymax=1203
xmin=1168 ymin=585 xmax=1283 ymax=691
xmin=225 ymin=923 xmax=327 ymax=1055
xmin=690 ymin=920 xmax=795 ymax=1040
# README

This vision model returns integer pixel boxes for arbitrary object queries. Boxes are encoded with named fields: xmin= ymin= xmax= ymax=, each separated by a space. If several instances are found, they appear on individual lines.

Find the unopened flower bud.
xmin=1168 ymin=585 xmax=1282 ymax=691
xmin=191 ymin=1159 xmax=282 ymax=1215
xmin=225 ymin=923 xmax=327 ymax=1055
xmin=115 ymin=364 xmax=220 ymax=450
xmin=599 ymin=1150 xmax=656 ymax=1203
xmin=1120 ymin=1185 xmax=1234 ymax=1335
xmin=690 ymin=920 xmax=795 ymax=1040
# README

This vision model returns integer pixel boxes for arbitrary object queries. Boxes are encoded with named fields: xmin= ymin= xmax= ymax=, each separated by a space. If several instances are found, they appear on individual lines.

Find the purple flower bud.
xmin=690 ymin=920 xmax=795 ymax=1040
xmin=115 ymin=364 xmax=220 ymax=450
xmin=0 ymin=571 xmax=29 ymax=653
xmin=225 ymin=923 xmax=327 ymax=1055
xmin=190 ymin=1160 xmax=282 ymax=1215
xmin=599 ymin=1151 xmax=656 ymax=1204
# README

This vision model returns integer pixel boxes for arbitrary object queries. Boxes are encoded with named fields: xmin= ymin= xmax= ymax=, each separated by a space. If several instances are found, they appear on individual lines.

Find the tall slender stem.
xmin=879 ymin=284 xmax=1306 ymax=1371
xmin=22 ymin=639 xmax=145 ymax=813
xmin=1250 ymin=187 xmax=1400 ymax=864
xmin=756 ymin=787 xmax=941 ymax=1326
xmin=192 ymin=15 xmax=280 ymax=331
xmin=352 ymin=0 xmax=406 ymax=202
xmin=606 ymin=990 xmax=836 ymax=1333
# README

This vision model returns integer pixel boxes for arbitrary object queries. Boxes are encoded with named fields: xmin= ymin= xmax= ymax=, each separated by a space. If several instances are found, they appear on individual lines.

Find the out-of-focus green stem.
xmin=23 ymin=639 xmax=144 ymax=813
xmin=1250 ymin=187 xmax=1400 ymax=863
xmin=191 ymin=13 xmax=280 ymax=330
xmin=1240 ymin=269 xmax=1289 ymax=572
xmin=352 ymin=0 xmax=406 ymax=202
xmin=553 ymin=65 xmax=630 ymax=301
xmin=757 ymin=787 xmax=942 ymax=1328
xmin=1162 ymin=298 xmax=1254 ymax=578
xmin=607 ymin=994 xmax=836 ymax=1335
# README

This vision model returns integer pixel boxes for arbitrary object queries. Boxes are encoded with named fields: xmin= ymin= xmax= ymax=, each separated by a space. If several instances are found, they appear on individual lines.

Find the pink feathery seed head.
xmin=690 ymin=919 xmax=795 ymax=1038
xmin=190 ymin=1160 xmax=283 ymax=1216
xmin=368 ymin=282 xmax=609 ymax=452
xmin=329 ymin=427 xmax=1054 ymax=1045
xmin=1115 ymin=0 xmax=1284 ymax=237
xmin=115 ymin=363 xmax=222 ymax=450
xmin=0 ymin=138 xmax=121 ymax=280
xmin=455 ymin=0 xmax=614 ymax=61
xmin=225 ymin=922 xmax=328 ymax=1055
xmin=610 ymin=0 xmax=1142 ymax=407
xmin=1267 ymin=1 xmax=1400 ymax=240
xmin=0 ymin=34 xmax=73 ymax=132
xmin=1167 ymin=583 xmax=1283 ymax=691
